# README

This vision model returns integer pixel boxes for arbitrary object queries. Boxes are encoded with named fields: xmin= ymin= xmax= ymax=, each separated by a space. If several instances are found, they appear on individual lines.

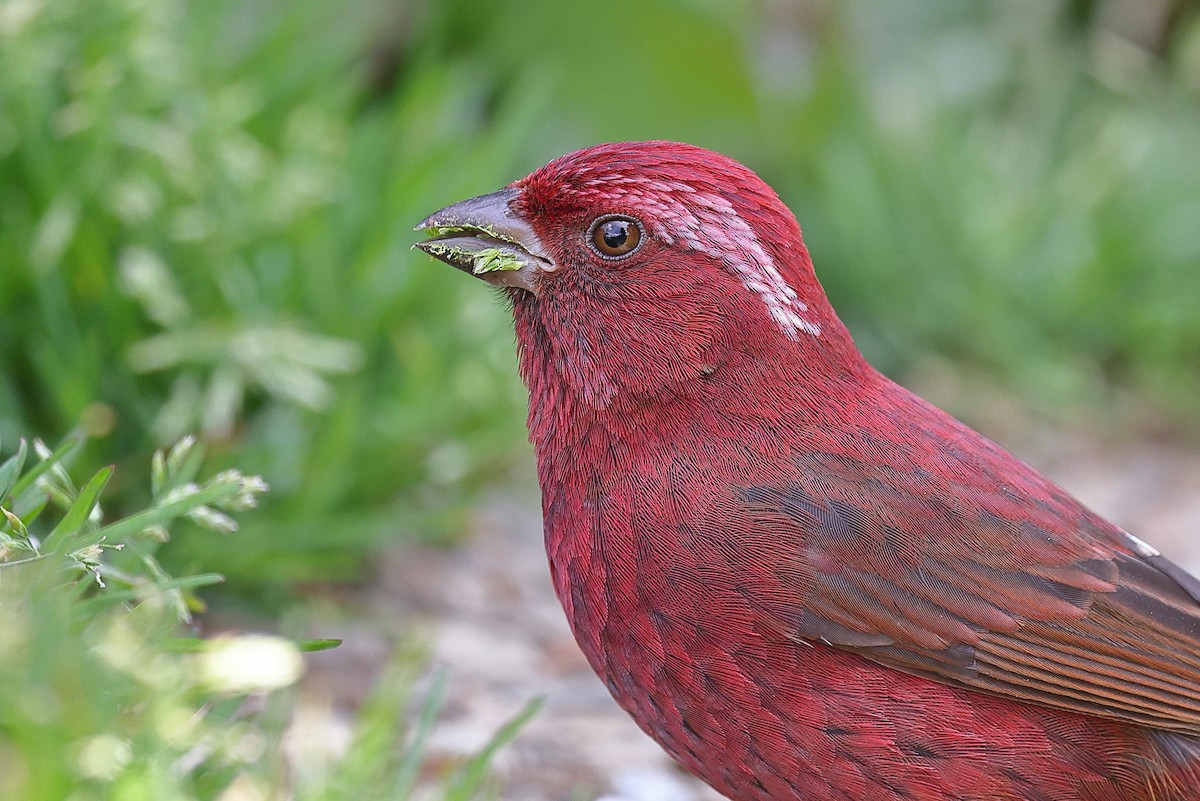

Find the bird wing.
xmin=738 ymin=405 xmax=1200 ymax=735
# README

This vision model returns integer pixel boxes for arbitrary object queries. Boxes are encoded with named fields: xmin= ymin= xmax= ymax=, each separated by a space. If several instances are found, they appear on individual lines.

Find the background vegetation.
xmin=1 ymin=0 xmax=1197 ymax=798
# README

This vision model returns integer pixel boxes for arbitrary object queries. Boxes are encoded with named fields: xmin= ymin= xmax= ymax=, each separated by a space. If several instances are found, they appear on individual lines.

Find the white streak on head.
xmin=586 ymin=176 xmax=820 ymax=339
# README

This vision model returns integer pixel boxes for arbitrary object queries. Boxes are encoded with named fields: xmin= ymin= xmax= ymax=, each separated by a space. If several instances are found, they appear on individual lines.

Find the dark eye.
xmin=589 ymin=215 xmax=643 ymax=258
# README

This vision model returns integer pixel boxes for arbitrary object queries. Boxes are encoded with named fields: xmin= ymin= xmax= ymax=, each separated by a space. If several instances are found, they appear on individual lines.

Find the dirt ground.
xmin=304 ymin=425 xmax=1200 ymax=801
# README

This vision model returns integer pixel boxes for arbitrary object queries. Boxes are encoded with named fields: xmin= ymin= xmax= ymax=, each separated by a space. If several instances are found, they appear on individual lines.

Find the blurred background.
xmin=1 ymin=0 xmax=1198 ymax=799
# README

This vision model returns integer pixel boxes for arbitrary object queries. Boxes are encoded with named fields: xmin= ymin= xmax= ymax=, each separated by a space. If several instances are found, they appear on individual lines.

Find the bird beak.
xmin=413 ymin=187 xmax=554 ymax=293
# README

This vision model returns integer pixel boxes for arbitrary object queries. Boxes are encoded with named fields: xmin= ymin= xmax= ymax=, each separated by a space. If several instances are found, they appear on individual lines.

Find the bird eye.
xmin=589 ymin=215 xmax=643 ymax=259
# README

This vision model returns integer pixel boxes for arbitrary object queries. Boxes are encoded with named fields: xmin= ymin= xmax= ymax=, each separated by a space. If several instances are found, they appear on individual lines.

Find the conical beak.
xmin=413 ymin=187 xmax=554 ymax=293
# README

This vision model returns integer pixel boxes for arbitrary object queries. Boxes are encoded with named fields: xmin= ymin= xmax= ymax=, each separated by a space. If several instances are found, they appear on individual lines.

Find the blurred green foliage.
xmin=1 ymin=0 xmax=1198 ymax=595
xmin=0 ymin=0 xmax=539 ymax=590
xmin=771 ymin=4 xmax=1200 ymax=423
xmin=0 ymin=436 xmax=531 ymax=801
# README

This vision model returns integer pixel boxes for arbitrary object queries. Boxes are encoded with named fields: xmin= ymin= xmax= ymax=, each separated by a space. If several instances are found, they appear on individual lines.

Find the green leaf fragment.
xmin=422 ymin=242 xmax=524 ymax=274
xmin=429 ymin=224 xmax=508 ymax=241
xmin=469 ymin=247 xmax=524 ymax=274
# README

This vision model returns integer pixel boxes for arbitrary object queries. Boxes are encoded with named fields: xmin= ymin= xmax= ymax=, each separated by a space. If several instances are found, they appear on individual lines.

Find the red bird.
xmin=416 ymin=141 xmax=1200 ymax=800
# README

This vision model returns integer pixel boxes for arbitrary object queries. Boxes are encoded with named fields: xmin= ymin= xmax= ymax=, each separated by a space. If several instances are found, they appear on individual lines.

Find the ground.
xmin=304 ymin=422 xmax=1200 ymax=801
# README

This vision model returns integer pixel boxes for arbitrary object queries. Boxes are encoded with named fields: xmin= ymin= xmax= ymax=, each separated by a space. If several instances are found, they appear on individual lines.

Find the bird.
xmin=415 ymin=141 xmax=1200 ymax=800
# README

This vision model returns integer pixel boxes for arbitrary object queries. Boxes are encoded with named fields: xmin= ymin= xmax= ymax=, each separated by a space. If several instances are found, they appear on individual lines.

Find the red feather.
xmin=418 ymin=141 xmax=1200 ymax=800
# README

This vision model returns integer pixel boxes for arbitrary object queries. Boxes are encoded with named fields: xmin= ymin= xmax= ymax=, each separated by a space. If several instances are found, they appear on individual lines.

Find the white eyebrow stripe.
xmin=634 ymin=180 xmax=821 ymax=340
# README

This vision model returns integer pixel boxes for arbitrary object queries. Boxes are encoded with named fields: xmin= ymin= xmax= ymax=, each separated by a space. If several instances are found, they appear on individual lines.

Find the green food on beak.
xmin=420 ymin=243 xmax=525 ymax=274
xmin=468 ymin=247 xmax=525 ymax=274
xmin=414 ymin=187 xmax=550 ymax=293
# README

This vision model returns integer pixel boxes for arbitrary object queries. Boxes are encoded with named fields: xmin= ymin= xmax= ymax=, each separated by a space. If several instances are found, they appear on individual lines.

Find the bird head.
xmin=416 ymin=141 xmax=864 ymax=419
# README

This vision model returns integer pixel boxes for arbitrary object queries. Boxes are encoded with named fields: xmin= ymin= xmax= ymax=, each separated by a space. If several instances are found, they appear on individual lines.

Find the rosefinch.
xmin=416 ymin=141 xmax=1200 ymax=800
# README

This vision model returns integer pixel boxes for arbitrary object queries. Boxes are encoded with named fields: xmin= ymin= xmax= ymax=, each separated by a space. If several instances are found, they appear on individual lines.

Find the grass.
xmin=0 ymin=435 xmax=536 ymax=800
xmin=0 ymin=4 xmax=545 ymax=794
xmin=0 ymin=0 xmax=540 ymax=592
xmin=778 ymin=3 xmax=1200 ymax=425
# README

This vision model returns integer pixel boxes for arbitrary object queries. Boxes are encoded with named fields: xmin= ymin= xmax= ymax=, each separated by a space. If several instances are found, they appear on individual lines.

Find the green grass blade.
xmin=0 ymin=440 xmax=28 ymax=500
xmin=42 ymin=465 xmax=113 ymax=552
xmin=76 ymin=573 xmax=226 ymax=609
xmin=388 ymin=669 xmax=448 ymax=801
xmin=72 ymin=483 xmax=242 ymax=552
xmin=9 ymin=435 xmax=82 ymax=500
xmin=297 ymin=638 xmax=343 ymax=652
xmin=443 ymin=697 xmax=543 ymax=801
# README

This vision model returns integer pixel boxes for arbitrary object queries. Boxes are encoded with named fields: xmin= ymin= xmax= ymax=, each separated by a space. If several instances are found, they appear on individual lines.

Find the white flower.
xmin=74 ymin=735 xmax=132 ymax=781
xmin=198 ymin=634 xmax=303 ymax=694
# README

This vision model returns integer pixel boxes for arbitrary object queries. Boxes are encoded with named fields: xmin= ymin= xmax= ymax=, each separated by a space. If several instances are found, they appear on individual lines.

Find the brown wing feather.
xmin=965 ymin=555 xmax=1200 ymax=732
xmin=743 ymin=442 xmax=1200 ymax=735
xmin=803 ymin=549 xmax=1200 ymax=734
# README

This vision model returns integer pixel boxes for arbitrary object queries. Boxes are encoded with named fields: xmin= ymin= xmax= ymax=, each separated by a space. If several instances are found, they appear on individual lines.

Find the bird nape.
xmin=416 ymin=141 xmax=1200 ymax=801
